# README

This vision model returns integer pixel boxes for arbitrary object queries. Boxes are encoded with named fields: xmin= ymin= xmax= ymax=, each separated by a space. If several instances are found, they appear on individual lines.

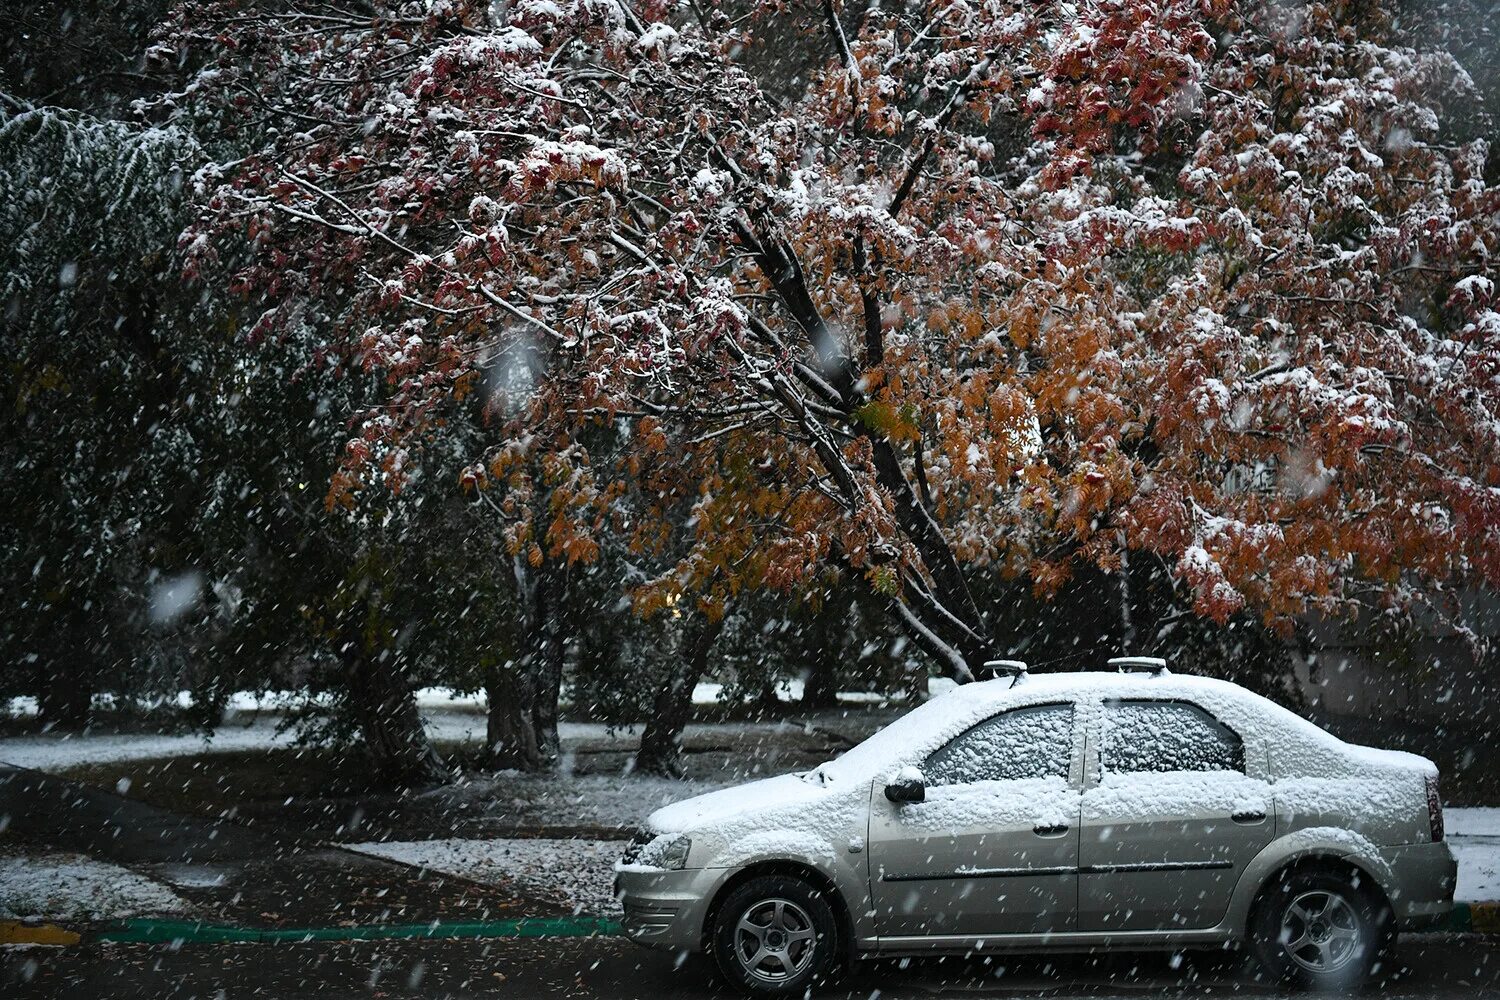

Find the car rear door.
xmin=1078 ymin=698 xmax=1274 ymax=931
xmin=867 ymin=702 xmax=1083 ymax=940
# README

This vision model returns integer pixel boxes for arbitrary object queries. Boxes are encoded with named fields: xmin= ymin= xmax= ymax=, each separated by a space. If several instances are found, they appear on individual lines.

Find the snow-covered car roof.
xmin=815 ymin=671 xmax=1427 ymax=785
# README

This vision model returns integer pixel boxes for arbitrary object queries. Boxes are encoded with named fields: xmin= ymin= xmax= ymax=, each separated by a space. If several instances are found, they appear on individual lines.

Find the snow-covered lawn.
xmin=1452 ymin=841 xmax=1499 ymax=903
xmin=0 ymin=721 xmax=299 ymax=773
xmin=1449 ymin=808 xmax=1500 ymax=903
xmin=0 ymin=712 xmax=608 ymax=773
xmin=1447 ymin=807 xmax=1500 ymax=838
xmin=346 ymin=837 xmax=623 ymax=917
xmin=0 ymin=850 xmax=190 ymax=922
xmin=0 ymin=717 xmax=837 ymax=781
xmin=0 ymin=714 xmax=502 ymax=773
xmin=0 ymin=685 xmax=911 ymax=773
xmin=4 ymin=680 xmax=955 ymax=721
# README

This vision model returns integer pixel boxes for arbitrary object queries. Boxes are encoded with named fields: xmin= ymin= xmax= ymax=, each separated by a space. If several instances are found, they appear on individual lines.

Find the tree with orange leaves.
xmin=167 ymin=0 xmax=1499 ymax=681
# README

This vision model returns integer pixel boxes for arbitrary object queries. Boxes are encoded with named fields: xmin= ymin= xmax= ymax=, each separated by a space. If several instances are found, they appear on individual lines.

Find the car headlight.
xmin=638 ymin=833 xmax=692 ymax=870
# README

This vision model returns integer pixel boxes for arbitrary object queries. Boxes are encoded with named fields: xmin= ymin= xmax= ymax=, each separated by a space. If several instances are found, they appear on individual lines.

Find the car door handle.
xmin=1232 ymin=809 xmax=1266 ymax=824
xmin=1033 ymin=823 xmax=1069 ymax=837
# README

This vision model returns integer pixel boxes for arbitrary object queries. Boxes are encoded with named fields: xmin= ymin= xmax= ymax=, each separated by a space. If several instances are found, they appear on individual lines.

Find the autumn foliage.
xmin=168 ymin=0 xmax=1500 ymax=677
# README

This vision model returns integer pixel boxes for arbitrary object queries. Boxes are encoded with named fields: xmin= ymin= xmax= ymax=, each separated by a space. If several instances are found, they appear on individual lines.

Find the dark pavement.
xmin=0 ymin=761 xmax=272 ymax=864
xmin=0 ymin=764 xmax=561 ymax=928
xmin=6 ymin=933 xmax=1500 ymax=999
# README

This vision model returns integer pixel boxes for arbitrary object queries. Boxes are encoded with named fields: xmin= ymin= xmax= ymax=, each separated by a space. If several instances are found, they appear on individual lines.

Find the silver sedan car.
xmin=615 ymin=662 xmax=1456 ymax=997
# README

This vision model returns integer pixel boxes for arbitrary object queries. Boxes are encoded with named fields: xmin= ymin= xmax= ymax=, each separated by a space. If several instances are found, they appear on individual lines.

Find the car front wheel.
xmin=1250 ymin=867 xmax=1395 ymax=991
xmin=710 ymin=874 xmax=840 ymax=998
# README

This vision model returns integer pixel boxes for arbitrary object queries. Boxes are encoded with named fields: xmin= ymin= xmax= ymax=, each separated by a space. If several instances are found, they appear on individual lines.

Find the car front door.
xmin=867 ymin=702 xmax=1082 ymax=941
xmin=1079 ymin=698 xmax=1274 ymax=932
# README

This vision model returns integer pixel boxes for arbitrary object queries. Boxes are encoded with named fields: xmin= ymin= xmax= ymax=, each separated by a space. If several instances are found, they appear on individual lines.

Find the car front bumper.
xmin=614 ymin=866 xmax=724 ymax=951
xmin=1381 ymin=841 xmax=1457 ymax=930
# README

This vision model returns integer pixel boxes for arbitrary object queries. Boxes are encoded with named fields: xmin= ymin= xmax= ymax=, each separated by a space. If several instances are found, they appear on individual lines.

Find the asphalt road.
xmin=6 ymin=933 xmax=1500 ymax=999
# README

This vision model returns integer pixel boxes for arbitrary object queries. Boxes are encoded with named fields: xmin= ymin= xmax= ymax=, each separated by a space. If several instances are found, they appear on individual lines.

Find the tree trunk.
xmin=342 ymin=645 xmax=449 ymax=789
xmin=529 ymin=564 xmax=567 ymax=766
xmin=799 ymin=602 xmax=842 ymax=710
xmin=801 ymin=652 xmax=839 ymax=709
xmin=38 ymin=662 xmax=93 ymax=730
xmin=484 ymin=664 xmax=542 ymax=771
xmin=637 ymin=614 xmax=725 ymax=778
xmin=529 ymin=633 xmax=564 ymax=766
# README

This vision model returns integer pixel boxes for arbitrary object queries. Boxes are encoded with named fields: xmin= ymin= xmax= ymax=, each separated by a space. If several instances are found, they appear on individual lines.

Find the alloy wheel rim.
xmin=733 ymin=897 xmax=817 ymax=984
xmin=1280 ymin=889 xmax=1363 ymax=973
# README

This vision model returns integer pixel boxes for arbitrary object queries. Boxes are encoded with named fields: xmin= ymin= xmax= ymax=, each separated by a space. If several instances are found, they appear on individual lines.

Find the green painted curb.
xmin=93 ymin=915 xmax=622 ymax=945
xmin=1450 ymin=902 xmax=1500 ymax=934
xmin=85 ymin=905 xmax=1500 ymax=947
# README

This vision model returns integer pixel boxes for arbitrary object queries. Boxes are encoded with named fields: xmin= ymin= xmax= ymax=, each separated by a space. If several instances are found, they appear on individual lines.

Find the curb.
xmin=19 ymin=906 xmax=1497 ymax=948
xmin=90 ymin=915 xmax=621 ymax=945
xmin=0 ymin=920 xmax=82 ymax=946
xmin=1449 ymin=902 xmax=1500 ymax=934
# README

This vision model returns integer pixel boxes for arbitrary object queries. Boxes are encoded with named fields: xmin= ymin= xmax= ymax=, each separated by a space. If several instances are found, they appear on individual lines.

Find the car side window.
xmin=1100 ymin=700 xmax=1244 ymax=774
xmin=925 ymin=703 xmax=1074 ymax=786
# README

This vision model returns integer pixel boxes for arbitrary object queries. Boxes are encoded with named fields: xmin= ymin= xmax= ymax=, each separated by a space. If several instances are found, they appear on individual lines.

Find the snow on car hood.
xmin=643 ymin=771 xmax=870 ymax=870
xmin=645 ymin=773 xmax=827 ymax=834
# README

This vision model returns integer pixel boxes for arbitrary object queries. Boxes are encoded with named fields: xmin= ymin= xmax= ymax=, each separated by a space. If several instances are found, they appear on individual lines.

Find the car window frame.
xmin=921 ymin=701 xmax=1079 ymax=789
xmin=1096 ymin=697 xmax=1247 ymax=777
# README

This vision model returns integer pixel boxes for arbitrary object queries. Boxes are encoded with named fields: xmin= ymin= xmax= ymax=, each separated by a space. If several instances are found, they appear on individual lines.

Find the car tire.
xmin=1249 ymin=866 xmax=1395 ymax=991
xmin=710 ymin=874 xmax=842 ymax=998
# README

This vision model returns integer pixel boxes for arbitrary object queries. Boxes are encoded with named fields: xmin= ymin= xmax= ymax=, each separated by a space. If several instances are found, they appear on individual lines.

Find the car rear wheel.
xmin=711 ymin=875 xmax=840 ymax=998
xmin=1250 ymin=867 xmax=1395 ymax=991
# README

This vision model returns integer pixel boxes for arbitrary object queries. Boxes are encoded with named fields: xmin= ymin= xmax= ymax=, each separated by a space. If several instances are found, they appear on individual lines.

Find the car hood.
xmin=645 ymin=772 xmax=832 ymax=834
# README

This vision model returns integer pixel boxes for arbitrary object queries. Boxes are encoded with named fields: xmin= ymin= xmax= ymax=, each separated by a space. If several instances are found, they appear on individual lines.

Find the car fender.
xmin=702 ymin=830 xmax=842 ymax=870
xmin=690 ymin=831 xmax=872 ymax=946
xmin=1226 ymin=826 xmax=1396 ymax=934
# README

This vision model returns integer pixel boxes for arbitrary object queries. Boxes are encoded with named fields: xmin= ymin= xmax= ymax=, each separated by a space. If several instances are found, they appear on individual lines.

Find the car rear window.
xmin=1101 ymin=700 xmax=1244 ymax=774
xmin=925 ymin=703 xmax=1074 ymax=785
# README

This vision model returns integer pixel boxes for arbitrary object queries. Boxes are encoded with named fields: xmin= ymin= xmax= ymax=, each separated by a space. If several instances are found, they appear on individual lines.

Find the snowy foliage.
xmin=0 ymin=107 xmax=198 ymax=318
xmin=0 ymin=104 xmax=212 ymax=716
xmin=164 ymin=0 xmax=1500 ymax=680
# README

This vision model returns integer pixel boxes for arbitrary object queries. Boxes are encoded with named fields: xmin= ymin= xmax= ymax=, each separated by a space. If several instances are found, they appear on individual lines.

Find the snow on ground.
xmin=0 ymin=681 xmax=914 ymax=772
xmin=0 ymin=850 xmax=190 ymax=921
xmin=1449 ymin=808 xmax=1500 ymax=903
xmin=5 ymin=680 xmax=949 ymax=721
xmin=346 ymin=838 xmax=623 ymax=917
xmin=1448 ymin=807 xmax=1500 ymax=838
xmin=0 ymin=720 xmax=300 ymax=772
xmin=0 ymin=713 xmax=610 ymax=772
xmin=0 ymin=714 xmax=834 ymax=775
xmin=1453 ymin=840 xmax=1500 ymax=903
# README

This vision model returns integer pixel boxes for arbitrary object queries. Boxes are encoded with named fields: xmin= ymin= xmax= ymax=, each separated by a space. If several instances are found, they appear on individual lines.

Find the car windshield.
xmin=809 ymin=691 xmax=973 ymax=784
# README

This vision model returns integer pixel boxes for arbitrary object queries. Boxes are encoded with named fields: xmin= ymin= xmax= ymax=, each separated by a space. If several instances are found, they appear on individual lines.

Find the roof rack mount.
xmin=983 ymin=659 xmax=1028 ymax=675
xmin=980 ymin=659 xmax=1029 ymax=687
xmin=1108 ymin=656 xmax=1170 ymax=676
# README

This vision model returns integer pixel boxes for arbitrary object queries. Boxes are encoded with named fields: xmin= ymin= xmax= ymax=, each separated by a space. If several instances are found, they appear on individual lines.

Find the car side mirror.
xmin=884 ymin=767 xmax=926 ymax=804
